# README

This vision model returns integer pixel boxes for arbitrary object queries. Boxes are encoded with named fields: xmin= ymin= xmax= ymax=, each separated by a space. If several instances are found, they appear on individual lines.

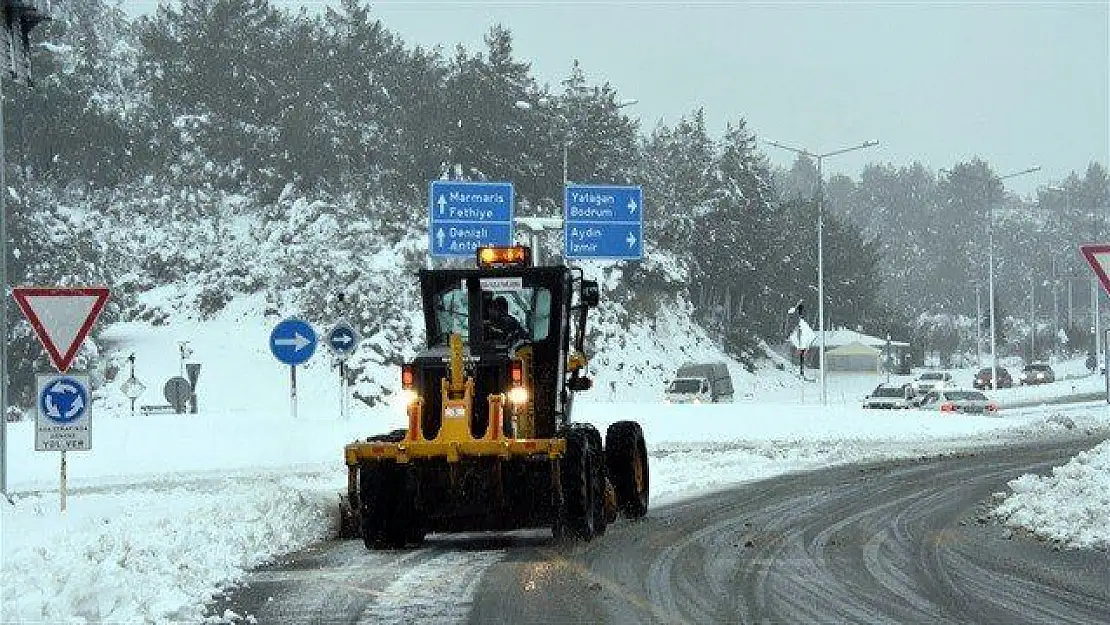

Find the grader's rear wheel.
xmin=605 ymin=421 xmax=649 ymax=518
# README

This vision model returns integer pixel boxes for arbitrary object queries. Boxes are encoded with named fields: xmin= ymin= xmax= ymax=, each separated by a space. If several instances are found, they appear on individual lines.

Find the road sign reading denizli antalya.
xmin=564 ymin=184 xmax=643 ymax=260
xmin=429 ymin=180 xmax=514 ymax=257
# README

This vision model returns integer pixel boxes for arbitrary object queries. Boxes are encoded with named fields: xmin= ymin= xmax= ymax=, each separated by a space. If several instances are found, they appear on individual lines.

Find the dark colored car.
xmin=973 ymin=366 xmax=1013 ymax=390
xmin=1020 ymin=362 xmax=1055 ymax=385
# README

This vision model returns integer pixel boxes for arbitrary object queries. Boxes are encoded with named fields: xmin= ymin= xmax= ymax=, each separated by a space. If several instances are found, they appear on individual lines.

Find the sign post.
xmin=429 ymin=180 xmax=514 ymax=258
xmin=1080 ymin=243 xmax=1110 ymax=403
xmin=1105 ymin=329 xmax=1110 ymax=404
xmin=36 ymin=373 xmax=91 ymax=512
xmin=163 ymin=377 xmax=191 ymax=413
xmin=269 ymin=318 xmax=317 ymax=419
xmin=326 ymin=319 xmax=360 ymax=419
xmin=186 ymin=363 xmax=201 ymax=413
xmin=564 ymin=184 xmax=644 ymax=260
xmin=121 ymin=355 xmax=145 ymax=416
xmin=12 ymin=286 xmax=109 ymax=511
xmin=788 ymin=318 xmax=817 ymax=379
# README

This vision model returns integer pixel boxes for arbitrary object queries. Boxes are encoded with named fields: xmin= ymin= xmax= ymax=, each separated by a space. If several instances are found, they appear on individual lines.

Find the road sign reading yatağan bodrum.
xmin=13 ymin=286 xmax=111 ymax=373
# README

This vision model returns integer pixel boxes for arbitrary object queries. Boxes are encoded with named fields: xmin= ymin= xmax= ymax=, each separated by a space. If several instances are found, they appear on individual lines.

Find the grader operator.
xmin=342 ymin=245 xmax=649 ymax=548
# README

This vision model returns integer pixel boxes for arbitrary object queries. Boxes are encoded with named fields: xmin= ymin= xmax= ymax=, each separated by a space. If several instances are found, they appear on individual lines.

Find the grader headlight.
xmin=399 ymin=389 xmax=419 ymax=406
xmin=508 ymin=358 xmax=529 ymax=405
xmin=508 ymin=386 xmax=530 ymax=405
xmin=399 ymin=365 xmax=418 ymax=406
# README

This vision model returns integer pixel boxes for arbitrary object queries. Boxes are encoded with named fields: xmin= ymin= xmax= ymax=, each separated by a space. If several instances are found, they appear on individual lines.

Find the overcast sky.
xmin=120 ymin=0 xmax=1108 ymax=197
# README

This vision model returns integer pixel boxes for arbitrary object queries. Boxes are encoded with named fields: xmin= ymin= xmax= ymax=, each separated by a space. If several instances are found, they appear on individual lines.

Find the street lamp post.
xmin=514 ymin=96 xmax=637 ymax=260
xmin=516 ymin=96 xmax=637 ymax=189
xmin=763 ymin=138 xmax=879 ymax=405
xmin=986 ymin=166 xmax=1042 ymax=389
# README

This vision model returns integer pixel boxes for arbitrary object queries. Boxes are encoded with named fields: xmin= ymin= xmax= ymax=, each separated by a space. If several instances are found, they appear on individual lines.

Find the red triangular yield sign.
xmin=1080 ymin=244 xmax=1110 ymax=298
xmin=12 ymin=286 xmax=111 ymax=373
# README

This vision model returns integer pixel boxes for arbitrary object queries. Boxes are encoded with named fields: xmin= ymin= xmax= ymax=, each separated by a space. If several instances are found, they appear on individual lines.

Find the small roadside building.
xmin=826 ymin=342 xmax=883 ymax=372
xmin=796 ymin=328 xmax=911 ymax=373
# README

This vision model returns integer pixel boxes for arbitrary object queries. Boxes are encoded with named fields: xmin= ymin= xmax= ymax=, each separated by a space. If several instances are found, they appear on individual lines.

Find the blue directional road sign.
xmin=429 ymin=180 xmax=514 ymax=257
xmin=564 ymin=184 xmax=643 ymax=260
xmin=326 ymin=319 xmax=360 ymax=358
xmin=270 ymin=318 xmax=317 ymax=366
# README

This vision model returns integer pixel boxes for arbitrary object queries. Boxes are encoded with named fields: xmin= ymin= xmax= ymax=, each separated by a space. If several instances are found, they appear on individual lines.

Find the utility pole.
xmin=1094 ymin=277 xmax=1101 ymax=360
xmin=1052 ymin=258 xmax=1060 ymax=357
xmin=1069 ymin=279 xmax=1074 ymax=329
xmin=1030 ymin=276 xmax=1036 ymax=360
xmin=976 ymin=286 xmax=983 ymax=367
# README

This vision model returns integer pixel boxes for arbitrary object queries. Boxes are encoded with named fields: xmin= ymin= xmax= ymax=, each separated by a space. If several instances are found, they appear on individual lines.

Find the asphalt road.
xmin=470 ymin=436 xmax=1110 ymax=625
xmin=212 ymin=435 xmax=1110 ymax=624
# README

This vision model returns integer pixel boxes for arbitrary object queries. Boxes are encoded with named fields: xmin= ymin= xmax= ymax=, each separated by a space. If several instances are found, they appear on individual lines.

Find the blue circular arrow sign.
xmin=39 ymin=376 xmax=89 ymax=424
xmin=270 ymin=318 xmax=317 ymax=366
xmin=326 ymin=320 xmax=360 ymax=357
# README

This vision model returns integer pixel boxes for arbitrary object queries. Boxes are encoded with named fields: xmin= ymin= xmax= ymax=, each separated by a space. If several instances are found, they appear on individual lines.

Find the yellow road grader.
xmin=342 ymin=245 xmax=649 ymax=548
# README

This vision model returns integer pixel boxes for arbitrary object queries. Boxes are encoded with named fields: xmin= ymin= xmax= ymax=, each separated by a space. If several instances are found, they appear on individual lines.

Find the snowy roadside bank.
xmin=992 ymin=437 xmax=1110 ymax=551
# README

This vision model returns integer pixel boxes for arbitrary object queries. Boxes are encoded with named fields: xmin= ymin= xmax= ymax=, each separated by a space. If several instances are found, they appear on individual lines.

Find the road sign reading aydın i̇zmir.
xmin=429 ymin=180 xmax=514 ymax=257
xmin=564 ymin=184 xmax=643 ymax=260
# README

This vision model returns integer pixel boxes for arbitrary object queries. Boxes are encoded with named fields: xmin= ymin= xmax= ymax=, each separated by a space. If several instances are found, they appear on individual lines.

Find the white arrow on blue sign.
xmin=564 ymin=184 xmax=643 ymax=260
xmin=326 ymin=319 xmax=360 ymax=357
xmin=40 ymin=376 xmax=88 ymax=423
xmin=429 ymin=180 xmax=514 ymax=257
xmin=270 ymin=318 xmax=317 ymax=366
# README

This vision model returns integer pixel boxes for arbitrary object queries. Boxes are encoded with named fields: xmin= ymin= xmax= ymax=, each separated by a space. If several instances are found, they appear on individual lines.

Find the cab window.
xmin=432 ymin=283 xmax=469 ymax=344
xmin=480 ymin=286 xmax=553 ymax=342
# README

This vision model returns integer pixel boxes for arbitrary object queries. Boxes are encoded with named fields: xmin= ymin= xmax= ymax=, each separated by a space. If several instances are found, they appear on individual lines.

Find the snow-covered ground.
xmin=3 ymin=310 xmax=1110 ymax=623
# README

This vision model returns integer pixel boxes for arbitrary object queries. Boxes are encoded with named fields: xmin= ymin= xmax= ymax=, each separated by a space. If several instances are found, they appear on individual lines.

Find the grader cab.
xmin=342 ymin=245 xmax=649 ymax=548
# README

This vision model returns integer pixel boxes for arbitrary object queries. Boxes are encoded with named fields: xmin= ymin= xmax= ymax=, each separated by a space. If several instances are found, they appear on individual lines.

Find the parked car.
xmin=912 ymin=371 xmax=953 ymax=394
xmin=862 ymin=383 xmax=915 ymax=409
xmin=973 ymin=366 xmax=1013 ymax=390
xmin=1019 ymin=362 xmax=1055 ymax=386
xmin=916 ymin=389 xmax=998 ymax=414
